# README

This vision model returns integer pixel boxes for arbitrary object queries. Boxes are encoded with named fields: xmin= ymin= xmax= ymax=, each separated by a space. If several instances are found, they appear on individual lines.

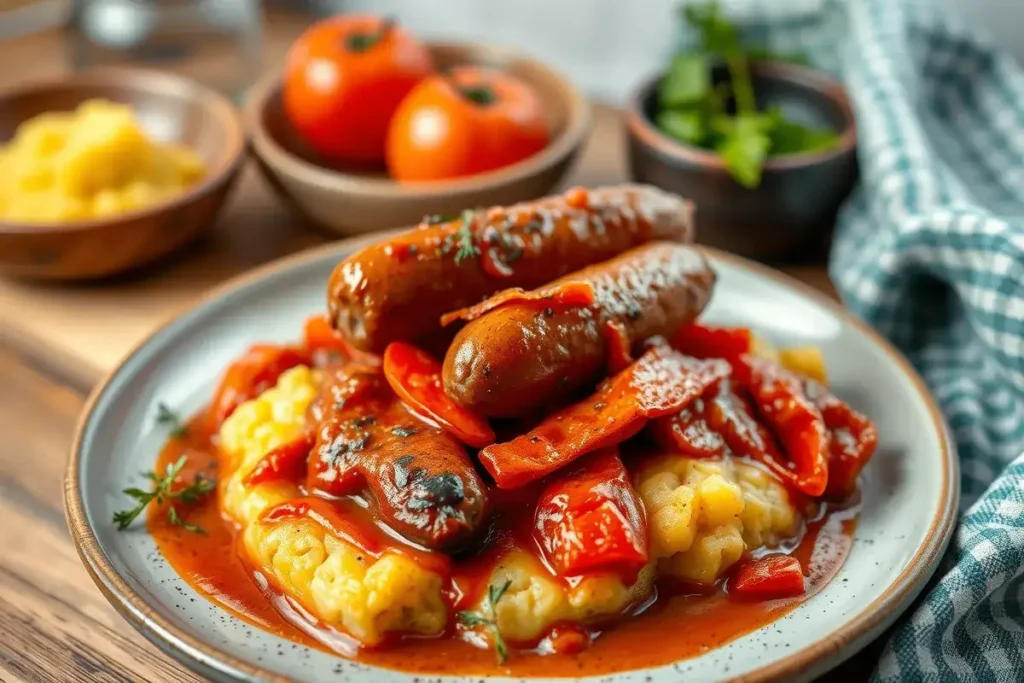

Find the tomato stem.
xmin=345 ymin=15 xmax=395 ymax=52
xmin=443 ymin=71 xmax=497 ymax=106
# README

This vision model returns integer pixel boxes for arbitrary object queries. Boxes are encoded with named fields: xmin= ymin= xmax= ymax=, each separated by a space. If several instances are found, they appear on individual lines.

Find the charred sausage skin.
xmin=307 ymin=362 xmax=490 ymax=552
xmin=327 ymin=185 xmax=694 ymax=352
xmin=442 ymin=242 xmax=716 ymax=417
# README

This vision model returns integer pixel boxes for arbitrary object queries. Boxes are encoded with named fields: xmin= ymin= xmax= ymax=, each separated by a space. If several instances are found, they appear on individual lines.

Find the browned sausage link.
xmin=307 ymin=363 xmax=490 ymax=551
xmin=442 ymin=242 xmax=716 ymax=417
xmin=327 ymin=184 xmax=694 ymax=352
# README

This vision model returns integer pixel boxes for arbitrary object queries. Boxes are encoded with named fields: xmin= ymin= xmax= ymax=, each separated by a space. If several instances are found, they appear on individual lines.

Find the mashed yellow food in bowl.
xmin=0 ymin=99 xmax=205 ymax=223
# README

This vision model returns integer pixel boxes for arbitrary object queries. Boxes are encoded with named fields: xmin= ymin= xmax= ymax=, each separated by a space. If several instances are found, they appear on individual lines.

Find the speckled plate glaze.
xmin=65 ymin=238 xmax=959 ymax=683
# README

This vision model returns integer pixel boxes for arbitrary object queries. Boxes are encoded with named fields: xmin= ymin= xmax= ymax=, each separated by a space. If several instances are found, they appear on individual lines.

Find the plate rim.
xmin=63 ymin=237 xmax=960 ymax=683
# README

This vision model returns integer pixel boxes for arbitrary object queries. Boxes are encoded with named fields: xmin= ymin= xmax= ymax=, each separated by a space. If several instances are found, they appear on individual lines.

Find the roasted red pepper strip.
xmin=210 ymin=345 xmax=310 ymax=427
xmin=383 ymin=342 xmax=496 ymax=448
xmin=649 ymin=395 xmax=727 ymax=458
xmin=243 ymin=434 xmax=314 ymax=486
xmin=604 ymin=320 xmax=634 ymax=375
xmin=479 ymin=346 xmax=730 ymax=489
xmin=805 ymin=379 xmax=879 ymax=500
xmin=302 ymin=314 xmax=382 ymax=367
xmin=439 ymin=281 xmax=596 ymax=327
xmin=744 ymin=357 xmax=830 ymax=497
xmin=670 ymin=323 xmax=754 ymax=365
xmin=651 ymin=379 xmax=780 ymax=460
xmin=533 ymin=448 xmax=649 ymax=583
xmin=730 ymin=554 xmax=805 ymax=600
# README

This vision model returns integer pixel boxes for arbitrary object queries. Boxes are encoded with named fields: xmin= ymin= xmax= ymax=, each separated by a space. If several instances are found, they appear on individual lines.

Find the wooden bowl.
xmin=0 ymin=68 xmax=245 ymax=280
xmin=626 ymin=61 xmax=858 ymax=262
xmin=244 ymin=42 xmax=592 ymax=236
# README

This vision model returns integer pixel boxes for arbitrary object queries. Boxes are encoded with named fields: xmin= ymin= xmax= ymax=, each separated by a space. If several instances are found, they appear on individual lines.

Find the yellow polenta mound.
xmin=636 ymin=456 xmax=799 ymax=585
xmin=0 ymin=99 xmax=205 ymax=223
xmin=218 ymin=365 xmax=319 ymax=526
xmin=243 ymin=517 xmax=447 ymax=645
xmin=477 ymin=550 xmax=655 ymax=643
xmin=218 ymin=365 xmax=447 ymax=645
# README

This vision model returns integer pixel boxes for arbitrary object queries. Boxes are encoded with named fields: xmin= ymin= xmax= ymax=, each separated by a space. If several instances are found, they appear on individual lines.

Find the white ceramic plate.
xmin=65 ymin=239 xmax=959 ymax=683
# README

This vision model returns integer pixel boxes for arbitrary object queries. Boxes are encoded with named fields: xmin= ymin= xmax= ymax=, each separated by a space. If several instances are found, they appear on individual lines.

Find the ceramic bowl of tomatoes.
xmin=244 ymin=15 xmax=591 ymax=236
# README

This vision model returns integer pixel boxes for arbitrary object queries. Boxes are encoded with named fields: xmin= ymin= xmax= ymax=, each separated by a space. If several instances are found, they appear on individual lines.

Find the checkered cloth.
xmin=705 ymin=0 xmax=1024 ymax=679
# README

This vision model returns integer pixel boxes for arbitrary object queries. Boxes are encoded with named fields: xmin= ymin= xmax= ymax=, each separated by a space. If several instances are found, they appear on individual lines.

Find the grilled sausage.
xmin=442 ymin=242 xmax=716 ymax=417
xmin=327 ymin=185 xmax=694 ymax=352
xmin=307 ymin=362 xmax=490 ymax=552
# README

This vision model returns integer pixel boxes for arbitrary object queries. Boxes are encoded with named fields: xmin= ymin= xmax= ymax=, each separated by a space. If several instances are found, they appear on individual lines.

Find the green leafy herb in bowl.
xmin=655 ymin=2 xmax=841 ymax=188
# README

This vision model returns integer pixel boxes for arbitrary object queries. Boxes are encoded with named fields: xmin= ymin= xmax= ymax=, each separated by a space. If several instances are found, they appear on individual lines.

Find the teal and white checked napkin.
xmin=708 ymin=0 xmax=1024 ymax=679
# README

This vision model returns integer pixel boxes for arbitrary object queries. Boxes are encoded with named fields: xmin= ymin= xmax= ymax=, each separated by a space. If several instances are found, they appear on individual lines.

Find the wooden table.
xmin=0 ymin=10 xmax=867 ymax=683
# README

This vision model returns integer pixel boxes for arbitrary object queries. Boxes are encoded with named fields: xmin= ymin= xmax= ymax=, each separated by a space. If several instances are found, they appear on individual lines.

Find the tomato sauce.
xmin=149 ymin=412 xmax=857 ymax=678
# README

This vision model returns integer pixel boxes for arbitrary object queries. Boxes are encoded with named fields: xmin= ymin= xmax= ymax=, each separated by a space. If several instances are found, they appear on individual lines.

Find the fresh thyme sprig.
xmin=457 ymin=579 xmax=512 ymax=663
xmin=112 ymin=455 xmax=215 ymax=533
xmin=156 ymin=402 xmax=188 ymax=438
xmin=453 ymin=209 xmax=481 ymax=264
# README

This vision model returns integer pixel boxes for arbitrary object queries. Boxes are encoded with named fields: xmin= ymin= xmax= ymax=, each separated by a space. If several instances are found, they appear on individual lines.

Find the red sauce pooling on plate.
xmin=149 ymin=411 xmax=857 ymax=677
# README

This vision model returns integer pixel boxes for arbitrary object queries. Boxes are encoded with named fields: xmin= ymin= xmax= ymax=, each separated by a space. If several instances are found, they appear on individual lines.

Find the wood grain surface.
xmin=0 ymin=8 xmax=871 ymax=683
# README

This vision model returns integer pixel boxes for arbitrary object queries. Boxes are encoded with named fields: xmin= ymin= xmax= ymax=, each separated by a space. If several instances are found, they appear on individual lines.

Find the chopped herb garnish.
xmin=458 ymin=579 xmax=513 ymax=663
xmin=391 ymin=426 xmax=417 ymax=438
xmin=156 ymin=402 xmax=188 ymax=438
xmin=453 ymin=209 xmax=481 ymax=264
xmin=113 ymin=455 xmax=215 ymax=533
xmin=167 ymin=505 xmax=207 ymax=534
xmin=594 ymin=402 xmax=607 ymax=410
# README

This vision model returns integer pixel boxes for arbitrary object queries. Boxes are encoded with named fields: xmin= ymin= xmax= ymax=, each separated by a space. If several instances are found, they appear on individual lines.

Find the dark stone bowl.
xmin=625 ymin=60 xmax=858 ymax=262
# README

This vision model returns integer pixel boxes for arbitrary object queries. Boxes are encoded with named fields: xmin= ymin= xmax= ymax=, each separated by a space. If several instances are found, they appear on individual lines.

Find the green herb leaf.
xmin=660 ymin=53 xmax=710 ymax=107
xmin=768 ymin=115 xmax=840 ymax=156
xmin=174 ymin=474 xmax=216 ymax=505
xmin=717 ymin=114 xmax=772 ymax=188
xmin=682 ymin=2 xmax=739 ymax=56
xmin=657 ymin=109 xmax=706 ymax=145
xmin=456 ymin=611 xmax=490 ymax=627
xmin=458 ymin=579 xmax=513 ymax=663
xmin=745 ymin=46 xmax=810 ymax=66
xmin=156 ymin=402 xmax=188 ymax=438
xmin=453 ymin=209 xmax=481 ymax=264
xmin=167 ymin=505 xmax=206 ymax=534
xmin=112 ymin=455 xmax=215 ymax=533
xmin=113 ymin=506 xmax=145 ymax=531
xmin=489 ymin=579 xmax=513 ymax=607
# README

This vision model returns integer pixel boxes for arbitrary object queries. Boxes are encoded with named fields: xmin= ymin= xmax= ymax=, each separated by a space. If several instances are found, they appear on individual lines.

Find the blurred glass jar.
xmin=67 ymin=0 xmax=262 ymax=100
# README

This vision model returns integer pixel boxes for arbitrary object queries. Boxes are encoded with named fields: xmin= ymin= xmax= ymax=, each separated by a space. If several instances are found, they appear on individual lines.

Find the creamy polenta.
xmin=0 ymin=99 xmax=205 ymax=223
xmin=637 ymin=455 xmax=800 ymax=585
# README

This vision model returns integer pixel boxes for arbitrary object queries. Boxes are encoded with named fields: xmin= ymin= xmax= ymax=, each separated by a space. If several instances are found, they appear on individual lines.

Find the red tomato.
xmin=210 ymin=345 xmax=309 ymax=427
xmin=283 ymin=15 xmax=433 ymax=164
xmin=386 ymin=66 xmax=550 ymax=181
xmin=730 ymin=554 xmax=806 ymax=600
xmin=382 ymin=342 xmax=495 ymax=448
